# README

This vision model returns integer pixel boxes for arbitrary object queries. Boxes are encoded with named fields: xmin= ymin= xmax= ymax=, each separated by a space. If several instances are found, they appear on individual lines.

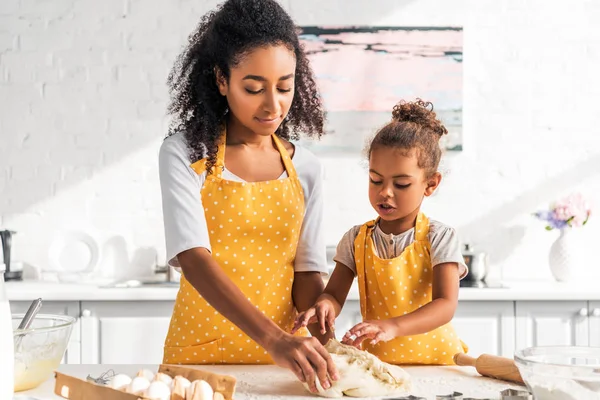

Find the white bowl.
xmin=515 ymin=346 xmax=600 ymax=400
xmin=12 ymin=314 xmax=76 ymax=392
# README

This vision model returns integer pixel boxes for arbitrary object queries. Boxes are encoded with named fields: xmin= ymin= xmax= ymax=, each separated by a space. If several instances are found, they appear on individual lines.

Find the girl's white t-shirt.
xmin=334 ymin=219 xmax=468 ymax=278
xmin=159 ymin=132 xmax=328 ymax=275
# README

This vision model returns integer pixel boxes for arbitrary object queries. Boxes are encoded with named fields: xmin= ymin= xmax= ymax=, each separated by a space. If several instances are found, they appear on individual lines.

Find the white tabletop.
xmin=15 ymin=363 xmax=524 ymax=400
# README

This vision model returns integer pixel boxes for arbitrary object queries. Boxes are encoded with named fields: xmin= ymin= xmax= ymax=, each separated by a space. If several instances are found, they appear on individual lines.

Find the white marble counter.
xmin=6 ymin=279 xmax=600 ymax=302
xmin=17 ymin=364 xmax=523 ymax=400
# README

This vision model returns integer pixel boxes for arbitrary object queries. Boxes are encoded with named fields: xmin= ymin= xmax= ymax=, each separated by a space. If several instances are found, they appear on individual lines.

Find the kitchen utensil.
xmin=453 ymin=353 xmax=524 ymax=384
xmin=461 ymin=244 xmax=489 ymax=283
xmin=514 ymin=346 xmax=600 ymax=397
xmin=1 ymin=229 xmax=22 ymax=281
xmin=387 ymin=388 xmax=533 ymax=400
xmin=499 ymin=388 xmax=532 ymax=399
xmin=87 ymin=369 xmax=116 ymax=385
xmin=12 ymin=313 xmax=76 ymax=392
xmin=436 ymin=392 xmax=464 ymax=399
xmin=14 ymin=298 xmax=43 ymax=350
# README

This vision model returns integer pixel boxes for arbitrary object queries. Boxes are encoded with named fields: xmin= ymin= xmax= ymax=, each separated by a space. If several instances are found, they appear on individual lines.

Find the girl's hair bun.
xmin=391 ymin=99 xmax=448 ymax=137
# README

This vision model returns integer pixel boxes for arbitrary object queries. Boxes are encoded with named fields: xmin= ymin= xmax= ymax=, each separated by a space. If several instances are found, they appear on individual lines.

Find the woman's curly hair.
xmin=166 ymin=0 xmax=325 ymax=174
xmin=368 ymin=99 xmax=448 ymax=177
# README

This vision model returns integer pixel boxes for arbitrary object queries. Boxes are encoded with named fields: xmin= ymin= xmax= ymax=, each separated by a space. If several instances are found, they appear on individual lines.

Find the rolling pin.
xmin=453 ymin=353 xmax=524 ymax=384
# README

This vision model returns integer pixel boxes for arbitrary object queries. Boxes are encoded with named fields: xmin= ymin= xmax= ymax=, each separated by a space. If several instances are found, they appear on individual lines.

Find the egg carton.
xmin=53 ymin=364 xmax=236 ymax=400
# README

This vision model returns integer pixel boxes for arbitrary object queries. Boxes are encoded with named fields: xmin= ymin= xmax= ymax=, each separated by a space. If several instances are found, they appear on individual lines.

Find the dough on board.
xmin=304 ymin=340 xmax=411 ymax=398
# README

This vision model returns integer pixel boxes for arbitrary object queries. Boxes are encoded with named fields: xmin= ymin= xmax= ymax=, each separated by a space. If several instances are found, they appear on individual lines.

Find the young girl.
xmin=159 ymin=0 xmax=337 ymax=391
xmin=293 ymin=99 xmax=468 ymax=365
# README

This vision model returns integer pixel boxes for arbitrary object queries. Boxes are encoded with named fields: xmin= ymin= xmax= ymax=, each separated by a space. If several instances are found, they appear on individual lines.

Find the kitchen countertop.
xmin=17 ymin=364 xmax=523 ymax=400
xmin=6 ymin=279 xmax=600 ymax=302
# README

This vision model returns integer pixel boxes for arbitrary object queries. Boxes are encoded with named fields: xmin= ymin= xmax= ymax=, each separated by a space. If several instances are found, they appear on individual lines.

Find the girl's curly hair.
xmin=166 ymin=0 xmax=325 ymax=174
xmin=368 ymin=99 xmax=448 ymax=177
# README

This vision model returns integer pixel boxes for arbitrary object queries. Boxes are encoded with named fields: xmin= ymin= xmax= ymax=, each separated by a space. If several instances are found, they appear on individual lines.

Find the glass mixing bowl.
xmin=515 ymin=346 xmax=600 ymax=400
xmin=12 ymin=313 xmax=76 ymax=392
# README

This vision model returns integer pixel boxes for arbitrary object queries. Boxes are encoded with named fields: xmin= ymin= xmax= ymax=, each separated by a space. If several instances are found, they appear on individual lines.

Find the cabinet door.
xmin=80 ymin=301 xmax=174 ymax=364
xmin=516 ymin=301 xmax=589 ymax=349
xmin=335 ymin=300 xmax=362 ymax=340
xmin=452 ymin=301 xmax=515 ymax=358
xmin=589 ymin=301 xmax=600 ymax=347
xmin=10 ymin=301 xmax=81 ymax=364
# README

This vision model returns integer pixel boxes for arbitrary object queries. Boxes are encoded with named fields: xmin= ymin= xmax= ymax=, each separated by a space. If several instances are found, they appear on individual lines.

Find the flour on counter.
xmin=23 ymin=363 xmax=528 ymax=400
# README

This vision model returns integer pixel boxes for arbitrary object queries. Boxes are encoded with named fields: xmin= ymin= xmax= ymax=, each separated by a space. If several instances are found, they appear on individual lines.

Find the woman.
xmin=158 ymin=0 xmax=338 ymax=392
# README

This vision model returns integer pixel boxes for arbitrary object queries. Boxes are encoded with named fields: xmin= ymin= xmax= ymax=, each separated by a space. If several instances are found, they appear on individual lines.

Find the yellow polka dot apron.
xmin=354 ymin=212 xmax=467 ymax=365
xmin=163 ymin=132 xmax=307 ymax=364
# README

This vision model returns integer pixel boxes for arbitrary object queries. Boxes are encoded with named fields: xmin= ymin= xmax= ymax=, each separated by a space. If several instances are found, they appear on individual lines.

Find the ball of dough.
xmin=304 ymin=340 xmax=411 ymax=398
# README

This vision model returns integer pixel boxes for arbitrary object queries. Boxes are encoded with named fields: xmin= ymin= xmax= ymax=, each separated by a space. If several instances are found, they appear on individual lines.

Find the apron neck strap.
xmin=271 ymin=134 xmax=298 ymax=179
xmin=354 ymin=221 xmax=375 ymax=320
xmin=414 ymin=212 xmax=430 ymax=241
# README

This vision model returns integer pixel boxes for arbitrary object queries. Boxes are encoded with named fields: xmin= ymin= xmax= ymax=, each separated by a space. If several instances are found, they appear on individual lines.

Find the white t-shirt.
xmin=334 ymin=219 xmax=468 ymax=279
xmin=159 ymin=132 xmax=328 ymax=275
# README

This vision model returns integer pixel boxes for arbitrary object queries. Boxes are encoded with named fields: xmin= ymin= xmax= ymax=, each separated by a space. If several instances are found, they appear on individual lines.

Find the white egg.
xmin=187 ymin=380 xmax=214 ymax=400
xmin=153 ymin=372 xmax=173 ymax=386
xmin=108 ymin=373 xmax=132 ymax=390
xmin=213 ymin=392 xmax=225 ymax=400
xmin=127 ymin=376 xmax=151 ymax=395
xmin=171 ymin=375 xmax=192 ymax=399
xmin=172 ymin=375 xmax=191 ymax=390
xmin=144 ymin=380 xmax=172 ymax=400
xmin=136 ymin=368 xmax=155 ymax=381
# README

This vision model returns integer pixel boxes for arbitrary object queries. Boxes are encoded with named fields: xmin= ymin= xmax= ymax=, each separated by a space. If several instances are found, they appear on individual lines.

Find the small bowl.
xmin=12 ymin=313 xmax=76 ymax=392
xmin=515 ymin=346 xmax=600 ymax=399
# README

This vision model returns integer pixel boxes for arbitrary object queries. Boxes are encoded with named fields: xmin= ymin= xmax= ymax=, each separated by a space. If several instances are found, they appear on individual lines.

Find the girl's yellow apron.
xmin=163 ymin=132 xmax=307 ymax=364
xmin=354 ymin=213 xmax=467 ymax=365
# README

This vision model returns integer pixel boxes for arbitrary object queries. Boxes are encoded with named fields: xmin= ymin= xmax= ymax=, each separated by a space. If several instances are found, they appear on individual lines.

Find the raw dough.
xmin=304 ymin=340 xmax=411 ymax=398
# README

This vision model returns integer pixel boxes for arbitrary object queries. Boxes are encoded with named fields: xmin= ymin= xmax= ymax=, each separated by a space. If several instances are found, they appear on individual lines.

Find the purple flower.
xmin=534 ymin=193 xmax=592 ymax=230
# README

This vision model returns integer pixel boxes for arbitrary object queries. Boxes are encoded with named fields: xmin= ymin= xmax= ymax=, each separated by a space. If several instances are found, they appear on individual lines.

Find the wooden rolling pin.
xmin=453 ymin=353 xmax=524 ymax=384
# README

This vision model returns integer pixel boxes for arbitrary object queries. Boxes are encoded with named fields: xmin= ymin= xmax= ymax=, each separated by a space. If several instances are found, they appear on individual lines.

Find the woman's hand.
xmin=264 ymin=333 xmax=339 ymax=393
xmin=292 ymin=295 xmax=338 ymax=335
xmin=341 ymin=319 xmax=398 ymax=348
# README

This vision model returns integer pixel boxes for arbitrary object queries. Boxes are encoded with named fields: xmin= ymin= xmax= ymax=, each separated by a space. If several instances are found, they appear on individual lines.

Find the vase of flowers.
xmin=534 ymin=193 xmax=592 ymax=282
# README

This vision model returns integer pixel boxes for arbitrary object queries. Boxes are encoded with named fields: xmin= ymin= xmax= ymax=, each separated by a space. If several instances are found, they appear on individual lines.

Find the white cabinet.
xmin=335 ymin=300 xmax=362 ymax=340
xmin=516 ymin=301 xmax=589 ymax=349
xmin=453 ymin=301 xmax=515 ymax=358
xmin=10 ymin=301 xmax=81 ymax=364
xmin=589 ymin=301 xmax=600 ymax=347
xmin=80 ymin=301 xmax=174 ymax=364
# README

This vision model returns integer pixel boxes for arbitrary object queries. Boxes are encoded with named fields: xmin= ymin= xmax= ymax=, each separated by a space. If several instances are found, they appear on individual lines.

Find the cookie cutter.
xmin=386 ymin=388 xmax=531 ymax=400
xmin=385 ymin=392 xmax=465 ymax=400
xmin=387 ymin=396 xmax=426 ymax=400
xmin=437 ymin=392 xmax=464 ymax=399
xmin=499 ymin=389 xmax=532 ymax=399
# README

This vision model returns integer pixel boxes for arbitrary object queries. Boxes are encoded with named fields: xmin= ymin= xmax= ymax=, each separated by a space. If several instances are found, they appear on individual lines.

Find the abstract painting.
xmin=295 ymin=26 xmax=463 ymax=154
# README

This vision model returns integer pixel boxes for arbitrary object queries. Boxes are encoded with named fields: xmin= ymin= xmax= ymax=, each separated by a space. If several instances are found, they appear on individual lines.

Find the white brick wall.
xmin=1 ymin=0 xmax=599 ymax=281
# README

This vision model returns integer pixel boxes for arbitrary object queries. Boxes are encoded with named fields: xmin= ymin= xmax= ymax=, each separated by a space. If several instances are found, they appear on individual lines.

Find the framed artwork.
xmin=295 ymin=26 xmax=463 ymax=154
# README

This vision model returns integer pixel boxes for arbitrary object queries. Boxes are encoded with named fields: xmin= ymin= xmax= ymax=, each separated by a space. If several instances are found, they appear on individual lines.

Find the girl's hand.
xmin=292 ymin=296 xmax=337 ymax=335
xmin=341 ymin=319 xmax=398 ymax=348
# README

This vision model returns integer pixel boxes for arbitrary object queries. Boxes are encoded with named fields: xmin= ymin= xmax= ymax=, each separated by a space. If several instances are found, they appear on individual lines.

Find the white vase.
xmin=548 ymin=228 xmax=586 ymax=282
